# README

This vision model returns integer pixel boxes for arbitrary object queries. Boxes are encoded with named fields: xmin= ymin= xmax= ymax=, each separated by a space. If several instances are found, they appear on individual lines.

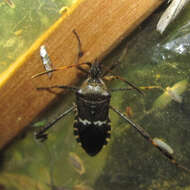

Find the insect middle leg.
xmin=110 ymin=105 xmax=190 ymax=173
xmin=36 ymin=85 xmax=79 ymax=92
xmin=35 ymin=105 xmax=76 ymax=142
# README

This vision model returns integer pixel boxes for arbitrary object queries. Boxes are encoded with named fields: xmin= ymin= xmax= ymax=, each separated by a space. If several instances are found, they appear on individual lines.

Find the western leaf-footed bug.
xmin=33 ymin=30 xmax=190 ymax=173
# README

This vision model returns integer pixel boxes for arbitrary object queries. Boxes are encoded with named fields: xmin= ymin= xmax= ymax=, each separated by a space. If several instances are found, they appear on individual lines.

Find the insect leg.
xmin=139 ymin=86 xmax=162 ymax=90
xmin=36 ymin=85 xmax=79 ymax=92
xmin=102 ymin=61 xmax=121 ymax=77
xmin=104 ymin=75 xmax=143 ymax=95
xmin=110 ymin=86 xmax=161 ymax=92
xmin=102 ymin=47 xmax=128 ymax=76
xmin=35 ymin=105 xmax=76 ymax=142
xmin=109 ymin=87 xmax=133 ymax=92
xmin=110 ymin=105 xmax=190 ymax=173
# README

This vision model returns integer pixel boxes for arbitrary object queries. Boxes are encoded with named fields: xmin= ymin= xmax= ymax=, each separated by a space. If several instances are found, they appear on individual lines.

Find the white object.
xmin=153 ymin=138 xmax=174 ymax=154
xmin=157 ymin=0 xmax=190 ymax=34
xmin=153 ymin=79 xmax=188 ymax=109
xmin=40 ymin=45 xmax=53 ymax=78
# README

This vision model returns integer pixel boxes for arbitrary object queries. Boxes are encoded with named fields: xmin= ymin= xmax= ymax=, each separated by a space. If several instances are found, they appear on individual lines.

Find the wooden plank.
xmin=0 ymin=0 xmax=164 ymax=149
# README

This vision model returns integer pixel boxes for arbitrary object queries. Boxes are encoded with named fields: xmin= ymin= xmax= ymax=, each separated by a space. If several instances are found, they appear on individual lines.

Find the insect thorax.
xmin=73 ymin=78 xmax=111 ymax=156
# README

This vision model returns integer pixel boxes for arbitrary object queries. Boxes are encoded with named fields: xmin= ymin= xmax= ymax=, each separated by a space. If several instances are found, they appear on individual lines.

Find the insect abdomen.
xmin=74 ymin=119 xmax=111 ymax=156
xmin=74 ymin=93 xmax=111 ymax=156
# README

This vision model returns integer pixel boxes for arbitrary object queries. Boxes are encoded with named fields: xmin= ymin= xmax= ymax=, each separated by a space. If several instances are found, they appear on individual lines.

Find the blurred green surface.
xmin=1 ymin=2 xmax=190 ymax=190
xmin=0 ymin=0 xmax=75 ymax=73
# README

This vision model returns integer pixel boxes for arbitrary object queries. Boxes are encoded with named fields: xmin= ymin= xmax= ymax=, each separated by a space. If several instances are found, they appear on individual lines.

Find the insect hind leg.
xmin=35 ymin=105 xmax=76 ymax=142
xmin=110 ymin=105 xmax=190 ymax=173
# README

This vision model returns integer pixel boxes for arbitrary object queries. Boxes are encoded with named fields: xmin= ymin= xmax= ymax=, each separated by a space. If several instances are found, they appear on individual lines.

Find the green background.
xmin=1 ymin=1 xmax=190 ymax=190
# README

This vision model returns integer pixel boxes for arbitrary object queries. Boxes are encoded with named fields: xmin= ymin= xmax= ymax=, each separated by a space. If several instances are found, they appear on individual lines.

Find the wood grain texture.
xmin=0 ymin=0 xmax=164 ymax=149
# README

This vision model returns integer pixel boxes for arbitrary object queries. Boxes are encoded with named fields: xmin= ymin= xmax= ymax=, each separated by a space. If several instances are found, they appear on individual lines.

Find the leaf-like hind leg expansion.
xmin=35 ymin=105 xmax=76 ymax=142
xmin=110 ymin=105 xmax=190 ymax=173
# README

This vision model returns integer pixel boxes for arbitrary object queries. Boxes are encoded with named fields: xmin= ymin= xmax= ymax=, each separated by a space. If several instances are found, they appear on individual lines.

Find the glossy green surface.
xmin=1 ymin=3 xmax=190 ymax=190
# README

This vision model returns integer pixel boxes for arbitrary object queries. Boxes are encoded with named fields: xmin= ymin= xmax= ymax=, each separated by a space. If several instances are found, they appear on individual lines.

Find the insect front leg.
xmin=110 ymin=105 xmax=190 ymax=173
xmin=102 ymin=60 xmax=122 ymax=77
xmin=102 ymin=46 xmax=128 ymax=76
xmin=109 ymin=87 xmax=135 ymax=92
xmin=104 ymin=75 xmax=143 ymax=95
xmin=35 ymin=105 xmax=76 ymax=142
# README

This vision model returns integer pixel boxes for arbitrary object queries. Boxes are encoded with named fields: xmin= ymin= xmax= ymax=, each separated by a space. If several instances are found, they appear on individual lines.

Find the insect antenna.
xmin=31 ymin=62 xmax=91 ymax=79
xmin=73 ymin=29 xmax=83 ymax=58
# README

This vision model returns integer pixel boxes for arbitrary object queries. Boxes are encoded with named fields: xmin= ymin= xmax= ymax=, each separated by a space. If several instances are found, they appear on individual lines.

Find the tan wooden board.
xmin=0 ymin=0 xmax=164 ymax=149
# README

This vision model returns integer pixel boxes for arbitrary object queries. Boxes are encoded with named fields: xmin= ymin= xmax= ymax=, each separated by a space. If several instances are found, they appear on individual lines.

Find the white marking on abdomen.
xmin=79 ymin=118 xmax=91 ymax=125
xmin=93 ymin=120 xmax=107 ymax=126
xmin=78 ymin=117 xmax=107 ymax=127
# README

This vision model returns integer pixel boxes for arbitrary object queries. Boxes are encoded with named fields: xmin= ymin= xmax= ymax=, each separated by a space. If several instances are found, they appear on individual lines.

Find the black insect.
xmin=33 ymin=30 xmax=190 ymax=172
